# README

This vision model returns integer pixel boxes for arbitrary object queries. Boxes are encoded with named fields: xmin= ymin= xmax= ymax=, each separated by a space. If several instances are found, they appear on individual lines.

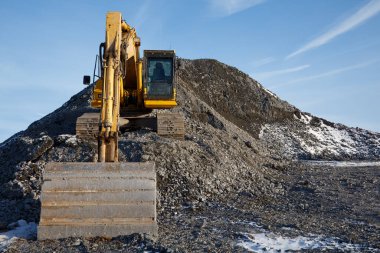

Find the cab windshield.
xmin=146 ymin=58 xmax=173 ymax=99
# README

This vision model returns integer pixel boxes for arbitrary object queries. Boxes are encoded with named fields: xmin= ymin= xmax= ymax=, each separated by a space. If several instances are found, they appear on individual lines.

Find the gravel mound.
xmin=0 ymin=58 xmax=379 ymax=252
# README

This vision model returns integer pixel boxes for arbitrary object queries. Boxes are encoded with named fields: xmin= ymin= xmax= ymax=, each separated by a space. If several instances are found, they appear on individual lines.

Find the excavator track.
xmin=38 ymin=162 xmax=157 ymax=240
xmin=75 ymin=113 xmax=99 ymax=141
xmin=76 ymin=112 xmax=184 ymax=140
xmin=157 ymin=113 xmax=184 ymax=140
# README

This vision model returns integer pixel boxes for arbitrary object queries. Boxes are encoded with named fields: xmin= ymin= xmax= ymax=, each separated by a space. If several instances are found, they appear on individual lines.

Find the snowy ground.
xmin=0 ymin=220 xmax=36 ymax=252
xmin=301 ymin=160 xmax=380 ymax=167
xmin=237 ymin=222 xmax=374 ymax=253
xmin=259 ymin=112 xmax=380 ymax=160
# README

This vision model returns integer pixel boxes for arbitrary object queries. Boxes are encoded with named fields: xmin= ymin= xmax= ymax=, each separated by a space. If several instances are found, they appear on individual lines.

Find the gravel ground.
xmin=5 ymin=163 xmax=379 ymax=252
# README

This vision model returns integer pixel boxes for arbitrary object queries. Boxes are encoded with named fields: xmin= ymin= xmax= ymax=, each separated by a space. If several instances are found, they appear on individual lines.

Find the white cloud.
xmin=254 ymin=64 xmax=310 ymax=79
xmin=251 ymin=57 xmax=275 ymax=68
xmin=287 ymin=0 xmax=380 ymax=59
xmin=209 ymin=0 xmax=265 ymax=16
xmin=130 ymin=0 xmax=151 ymax=29
xmin=282 ymin=60 xmax=377 ymax=85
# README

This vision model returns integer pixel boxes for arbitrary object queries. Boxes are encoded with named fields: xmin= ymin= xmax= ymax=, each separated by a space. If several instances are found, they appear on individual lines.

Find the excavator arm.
xmin=98 ymin=12 xmax=123 ymax=162
xmin=99 ymin=13 xmax=147 ymax=162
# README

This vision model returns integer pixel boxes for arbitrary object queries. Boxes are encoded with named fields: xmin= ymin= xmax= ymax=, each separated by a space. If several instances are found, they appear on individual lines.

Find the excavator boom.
xmin=98 ymin=12 xmax=123 ymax=162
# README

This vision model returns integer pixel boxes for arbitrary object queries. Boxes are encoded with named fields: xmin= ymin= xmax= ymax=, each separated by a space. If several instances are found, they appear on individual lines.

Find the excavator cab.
xmin=143 ymin=50 xmax=177 ymax=109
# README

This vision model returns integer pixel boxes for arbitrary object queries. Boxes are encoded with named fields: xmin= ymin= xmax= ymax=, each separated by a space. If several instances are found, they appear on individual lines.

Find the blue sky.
xmin=0 ymin=0 xmax=379 ymax=142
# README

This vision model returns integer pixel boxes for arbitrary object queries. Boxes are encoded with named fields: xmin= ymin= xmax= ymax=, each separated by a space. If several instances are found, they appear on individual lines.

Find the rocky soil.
xmin=0 ymin=59 xmax=379 ymax=252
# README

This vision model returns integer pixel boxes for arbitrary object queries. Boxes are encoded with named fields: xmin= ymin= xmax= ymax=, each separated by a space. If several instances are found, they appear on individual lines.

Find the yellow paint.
xmin=121 ymin=22 xmax=131 ymax=32
xmin=137 ymin=61 xmax=143 ymax=107
xmin=98 ymin=12 xmax=124 ymax=162
xmin=144 ymin=100 xmax=177 ymax=109
xmin=89 ymin=11 xmax=179 ymax=161
xmin=91 ymin=79 xmax=104 ymax=108
xmin=103 ymin=12 xmax=122 ymax=133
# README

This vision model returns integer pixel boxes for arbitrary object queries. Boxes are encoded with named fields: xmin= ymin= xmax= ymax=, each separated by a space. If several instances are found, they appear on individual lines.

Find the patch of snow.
xmin=238 ymin=231 xmax=369 ymax=253
xmin=297 ymin=113 xmax=312 ymax=125
xmin=344 ymin=218 xmax=367 ymax=226
xmin=20 ymin=136 xmax=34 ymax=145
xmin=40 ymin=135 xmax=51 ymax=141
xmin=259 ymin=115 xmax=380 ymax=159
xmin=65 ymin=136 xmax=78 ymax=146
xmin=263 ymin=87 xmax=279 ymax=99
xmin=57 ymin=134 xmax=78 ymax=146
xmin=301 ymin=121 xmax=356 ymax=156
xmin=258 ymin=125 xmax=266 ymax=139
xmin=280 ymin=226 xmax=294 ymax=231
xmin=301 ymin=160 xmax=380 ymax=167
xmin=0 ymin=220 xmax=37 ymax=251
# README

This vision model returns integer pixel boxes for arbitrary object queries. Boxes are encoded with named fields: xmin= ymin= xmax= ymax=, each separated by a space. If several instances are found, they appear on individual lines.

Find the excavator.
xmin=37 ymin=12 xmax=184 ymax=239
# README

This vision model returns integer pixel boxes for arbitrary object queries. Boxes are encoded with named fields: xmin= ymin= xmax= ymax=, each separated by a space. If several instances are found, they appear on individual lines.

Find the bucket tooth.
xmin=38 ymin=162 xmax=157 ymax=240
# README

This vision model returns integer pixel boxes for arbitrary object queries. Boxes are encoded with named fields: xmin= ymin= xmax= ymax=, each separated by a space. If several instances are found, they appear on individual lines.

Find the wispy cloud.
xmin=131 ymin=0 xmax=151 ymax=29
xmin=209 ymin=0 xmax=265 ymax=16
xmin=251 ymin=57 xmax=275 ymax=68
xmin=287 ymin=0 xmax=380 ymax=59
xmin=254 ymin=64 xmax=310 ymax=79
xmin=281 ymin=60 xmax=377 ymax=85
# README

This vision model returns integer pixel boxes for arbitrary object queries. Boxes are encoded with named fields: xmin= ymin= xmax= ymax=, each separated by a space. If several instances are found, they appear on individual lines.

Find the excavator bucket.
xmin=38 ymin=162 xmax=157 ymax=240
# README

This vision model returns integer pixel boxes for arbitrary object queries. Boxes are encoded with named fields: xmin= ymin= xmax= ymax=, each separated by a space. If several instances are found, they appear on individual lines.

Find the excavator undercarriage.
xmin=75 ymin=112 xmax=185 ymax=142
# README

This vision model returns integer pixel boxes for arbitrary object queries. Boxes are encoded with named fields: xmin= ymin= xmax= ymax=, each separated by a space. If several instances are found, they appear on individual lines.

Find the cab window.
xmin=146 ymin=58 xmax=173 ymax=99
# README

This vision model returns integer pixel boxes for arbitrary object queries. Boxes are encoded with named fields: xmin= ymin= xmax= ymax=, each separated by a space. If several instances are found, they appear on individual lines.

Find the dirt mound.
xmin=0 ymin=58 xmax=379 ymax=251
xmin=178 ymin=59 xmax=297 ymax=137
xmin=178 ymin=59 xmax=380 ymax=160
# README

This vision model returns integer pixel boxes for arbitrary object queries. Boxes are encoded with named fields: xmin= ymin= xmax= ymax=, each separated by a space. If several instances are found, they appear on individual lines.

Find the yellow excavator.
xmin=38 ymin=12 xmax=184 ymax=239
